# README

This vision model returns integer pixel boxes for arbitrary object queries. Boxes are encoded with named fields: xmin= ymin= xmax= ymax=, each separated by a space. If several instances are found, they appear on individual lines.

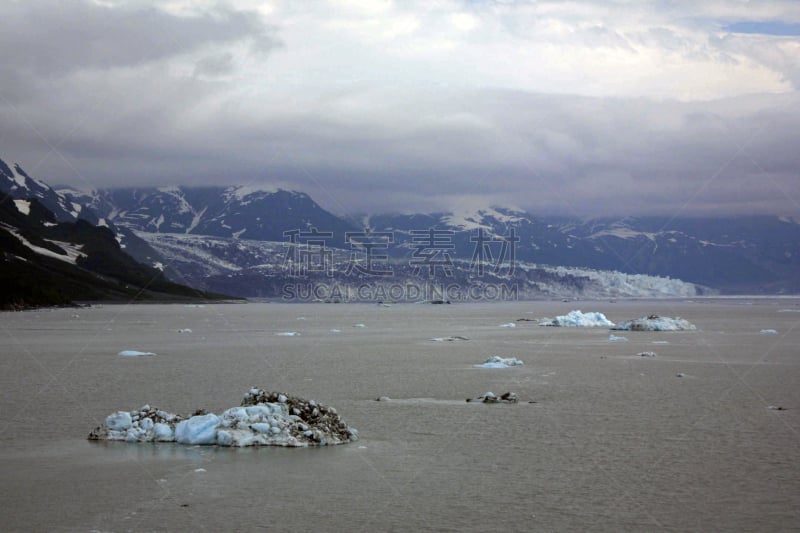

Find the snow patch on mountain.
xmin=442 ymin=206 xmax=528 ymax=231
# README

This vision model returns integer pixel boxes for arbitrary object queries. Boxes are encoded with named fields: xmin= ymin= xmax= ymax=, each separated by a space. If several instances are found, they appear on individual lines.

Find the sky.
xmin=0 ymin=0 xmax=799 ymax=218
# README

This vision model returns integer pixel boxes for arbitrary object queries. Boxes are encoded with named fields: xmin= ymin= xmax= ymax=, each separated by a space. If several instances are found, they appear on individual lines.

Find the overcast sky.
xmin=1 ymin=0 xmax=799 ymax=218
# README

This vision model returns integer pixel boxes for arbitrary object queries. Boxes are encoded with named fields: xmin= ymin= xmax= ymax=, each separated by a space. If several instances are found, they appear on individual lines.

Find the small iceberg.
xmin=275 ymin=332 xmax=300 ymax=337
xmin=760 ymin=329 xmax=778 ymax=335
xmin=429 ymin=336 xmax=470 ymax=342
xmin=353 ymin=323 xmax=366 ymax=328
xmin=638 ymin=351 xmax=657 ymax=357
xmin=539 ymin=310 xmax=615 ymax=327
xmin=611 ymin=315 xmax=696 ymax=331
xmin=177 ymin=328 xmax=192 ymax=333
xmin=89 ymin=388 xmax=358 ymax=447
xmin=499 ymin=323 xmax=516 ymax=328
xmin=118 ymin=350 xmax=156 ymax=357
xmin=608 ymin=334 xmax=628 ymax=342
xmin=474 ymin=356 xmax=524 ymax=369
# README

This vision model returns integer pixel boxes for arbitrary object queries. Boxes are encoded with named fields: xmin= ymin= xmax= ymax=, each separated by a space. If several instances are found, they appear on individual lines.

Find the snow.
xmin=88 ymin=388 xmax=358 ymax=447
xmin=441 ymin=205 xmax=527 ymax=231
xmin=1 ymin=225 xmax=85 ymax=264
xmin=611 ymin=315 xmax=697 ymax=331
xmin=539 ymin=310 xmax=615 ymax=327
xmin=118 ymin=350 xmax=156 ymax=357
xmin=474 ymin=356 xmax=524 ymax=368
xmin=224 ymin=184 xmax=279 ymax=202
xmin=186 ymin=206 xmax=207 ymax=234
xmin=13 ymin=199 xmax=30 ymax=215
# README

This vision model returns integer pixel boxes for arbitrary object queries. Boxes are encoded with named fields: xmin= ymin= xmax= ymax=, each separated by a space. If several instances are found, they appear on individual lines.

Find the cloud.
xmin=0 ymin=0 xmax=798 ymax=218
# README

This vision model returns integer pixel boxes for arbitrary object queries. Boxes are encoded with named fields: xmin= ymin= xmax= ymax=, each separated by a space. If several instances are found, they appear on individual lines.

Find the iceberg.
xmin=88 ymin=388 xmax=358 ymax=447
xmin=539 ymin=310 xmax=615 ymax=327
xmin=611 ymin=315 xmax=696 ymax=331
xmin=474 ymin=356 xmax=524 ymax=369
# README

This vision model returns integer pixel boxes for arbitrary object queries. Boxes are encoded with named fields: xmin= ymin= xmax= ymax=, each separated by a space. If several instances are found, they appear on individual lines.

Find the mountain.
xmin=0 ymin=160 xmax=236 ymax=309
xmin=0 ymin=158 xmax=99 ymax=224
xmin=4 ymin=155 xmax=798 ymax=297
xmin=69 ymin=185 xmax=358 ymax=245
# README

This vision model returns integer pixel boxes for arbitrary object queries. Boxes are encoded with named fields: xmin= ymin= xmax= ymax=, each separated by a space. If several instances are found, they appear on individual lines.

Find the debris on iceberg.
xmin=611 ymin=315 xmax=696 ymax=331
xmin=118 ymin=350 xmax=156 ymax=357
xmin=760 ymin=329 xmax=778 ymax=335
xmin=474 ymin=356 xmax=524 ymax=368
xmin=466 ymin=391 xmax=518 ymax=404
xmin=88 ymin=388 xmax=358 ymax=447
xmin=539 ymin=310 xmax=615 ymax=328
xmin=608 ymin=334 xmax=628 ymax=342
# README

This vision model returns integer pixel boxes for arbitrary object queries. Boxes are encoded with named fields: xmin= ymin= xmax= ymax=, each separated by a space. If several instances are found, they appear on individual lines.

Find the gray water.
xmin=1 ymin=299 xmax=799 ymax=532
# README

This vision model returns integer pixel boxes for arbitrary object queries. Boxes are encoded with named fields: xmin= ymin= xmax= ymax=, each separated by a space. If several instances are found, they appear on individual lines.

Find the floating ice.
xmin=638 ymin=352 xmax=657 ymax=357
xmin=429 ymin=336 xmax=470 ymax=342
xmin=474 ymin=356 xmax=524 ymax=369
xmin=611 ymin=315 xmax=696 ymax=331
xmin=499 ymin=323 xmax=516 ymax=328
xmin=539 ymin=310 xmax=615 ymax=327
xmin=88 ymin=388 xmax=358 ymax=447
xmin=275 ymin=332 xmax=300 ymax=336
xmin=760 ymin=329 xmax=778 ymax=334
xmin=177 ymin=329 xmax=192 ymax=333
xmin=118 ymin=350 xmax=156 ymax=357
xmin=609 ymin=334 xmax=628 ymax=342
xmin=329 ymin=329 xmax=341 ymax=333
xmin=353 ymin=323 xmax=366 ymax=328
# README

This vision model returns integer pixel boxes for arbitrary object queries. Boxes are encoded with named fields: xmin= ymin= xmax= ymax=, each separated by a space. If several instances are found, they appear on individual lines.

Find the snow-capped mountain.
xmin=0 ymin=158 xmax=99 ymax=224
xmin=4 ymin=155 xmax=799 ymax=296
xmin=76 ymin=185 xmax=357 ymax=244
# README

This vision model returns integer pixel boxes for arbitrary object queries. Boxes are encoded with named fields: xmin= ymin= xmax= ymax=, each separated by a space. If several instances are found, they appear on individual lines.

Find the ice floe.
xmin=760 ymin=329 xmax=778 ymax=334
xmin=118 ymin=350 xmax=156 ymax=357
xmin=429 ymin=336 xmax=470 ymax=342
xmin=499 ymin=322 xmax=516 ymax=328
xmin=611 ymin=315 xmax=696 ymax=331
xmin=539 ymin=310 xmax=615 ymax=327
xmin=88 ymin=388 xmax=358 ymax=447
xmin=353 ymin=323 xmax=366 ymax=328
xmin=474 ymin=356 xmax=524 ymax=369
xmin=275 ymin=331 xmax=300 ymax=336
xmin=608 ymin=334 xmax=628 ymax=342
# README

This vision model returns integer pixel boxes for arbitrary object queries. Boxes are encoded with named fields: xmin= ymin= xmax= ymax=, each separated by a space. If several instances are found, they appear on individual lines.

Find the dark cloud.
xmin=0 ymin=1 xmax=797 ymax=219
xmin=0 ymin=1 xmax=277 ymax=77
